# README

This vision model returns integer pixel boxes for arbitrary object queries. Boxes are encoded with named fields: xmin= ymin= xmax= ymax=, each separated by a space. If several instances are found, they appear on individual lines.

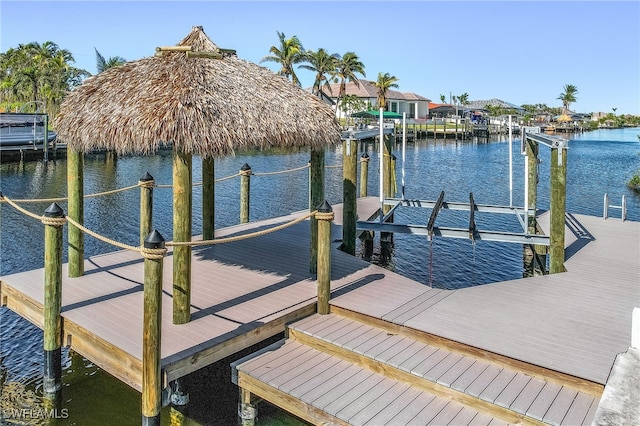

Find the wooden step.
xmin=234 ymin=339 xmax=513 ymax=426
xmin=287 ymin=313 xmax=599 ymax=425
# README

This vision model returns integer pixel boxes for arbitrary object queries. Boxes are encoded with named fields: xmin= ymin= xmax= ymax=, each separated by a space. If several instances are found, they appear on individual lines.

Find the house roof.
xmin=320 ymin=80 xmax=430 ymax=102
xmin=464 ymin=98 xmax=524 ymax=112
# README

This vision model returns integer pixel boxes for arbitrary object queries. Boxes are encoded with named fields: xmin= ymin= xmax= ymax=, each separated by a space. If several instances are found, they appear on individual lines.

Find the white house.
xmin=319 ymin=80 xmax=430 ymax=120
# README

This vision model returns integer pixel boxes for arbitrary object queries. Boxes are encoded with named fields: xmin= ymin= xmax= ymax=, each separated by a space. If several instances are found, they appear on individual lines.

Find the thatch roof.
xmin=56 ymin=26 xmax=341 ymax=157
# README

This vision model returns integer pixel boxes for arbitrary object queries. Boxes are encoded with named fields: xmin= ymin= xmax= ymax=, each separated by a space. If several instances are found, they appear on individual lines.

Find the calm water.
xmin=1 ymin=127 xmax=638 ymax=425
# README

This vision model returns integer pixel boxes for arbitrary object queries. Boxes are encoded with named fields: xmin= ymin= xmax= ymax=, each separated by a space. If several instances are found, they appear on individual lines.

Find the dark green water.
xmin=1 ymin=128 xmax=638 ymax=425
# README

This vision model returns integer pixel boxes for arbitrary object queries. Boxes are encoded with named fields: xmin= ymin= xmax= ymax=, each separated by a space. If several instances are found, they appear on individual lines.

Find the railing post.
xmin=316 ymin=201 xmax=334 ymax=315
xmin=549 ymin=145 xmax=567 ymax=274
xmin=142 ymin=230 xmax=166 ymax=426
xmin=139 ymin=172 xmax=154 ymax=246
xmin=67 ymin=148 xmax=84 ymax=277
xmin=172 ymin=149 xmax=192 ymax=324
xmin=239 ymin=163 xmax=252 ymax=224
xmin=42 ymin=203 xmax=65 ymax=397
xmin=309 ymin=148 xmax=325 ymax=274
xmin=202 ymin=157 xmax=215 ymax=240
xmin=359 ymin=153 xmax=369 ymax=198
xmin=342 ymin=138 xmax=358 ymax=256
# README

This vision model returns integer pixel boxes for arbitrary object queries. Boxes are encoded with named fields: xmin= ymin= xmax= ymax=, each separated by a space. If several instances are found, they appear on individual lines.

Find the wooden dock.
xmin=233 ymin=210 xmax=639 ymax=425
xmin=1 ymin=196 xmax=638 ymax=424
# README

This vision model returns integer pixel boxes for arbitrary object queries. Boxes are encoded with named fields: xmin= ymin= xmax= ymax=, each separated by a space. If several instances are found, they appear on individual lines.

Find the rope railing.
xmin=1 ymin=193 xmax=320 ymax=258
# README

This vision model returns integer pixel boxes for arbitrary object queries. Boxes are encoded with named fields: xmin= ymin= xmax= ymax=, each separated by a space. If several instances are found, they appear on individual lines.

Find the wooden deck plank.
xmin=266 ymin=350 xmax=332 ymax=388
xmin=478 ymin=369 xmax=517 ymax=404
xmin=561 ymin=392 xmax=596 ymax=425
xmin=467 ymin=412 xmax=495 ymax=426
xmin=374 ymin=336 xmax=416 ymax=363
xmin=509 ymin=376 xmax=546 ymax=415
xmin=450 ymin=406 xmax=484 ymax=425
xmin=437 ymin=356 xmax=477 ymax=388
xmin=302 ymin=366 xmax=373 ymax=408
xmin=526 ymin=382 xmax=562 ymax=421
xmin=423 ymin=352 xmax=465 ymax=382
xmin=383 ymin=289 xmax=452 ymax=325
xmin=362 ymin=386 xmax=424 ymax=426
xmin=427 ymin=400 xmax=466 ymax=426
xmin=386 ymin=392 xmax=436 ymax=425
xmin=465 ymin=365 xmax=502 ymax=398
xmin=450 ymin=360 xmax=490 ymax=393
xmin=385 ymin=341 xmax=426 ymax=369
xmin=410 ymin=349 xmax=451 ymax=377
xmin=405 ymin=396 xmax=449 ymax=426
xmin=334 ymin=377 xmax=399 ymax=422
xmin=348 ymin=381 xmax=411 ymax=425
xmin=543 ymin=386 xmax=579 ymax=425
xmin=397 ymin=344 xmax=439 ymax=373
xmin=323 ymin=374 xmax=387 ymax=416
xmin=493 ymin=372 xmax=532 ymax=409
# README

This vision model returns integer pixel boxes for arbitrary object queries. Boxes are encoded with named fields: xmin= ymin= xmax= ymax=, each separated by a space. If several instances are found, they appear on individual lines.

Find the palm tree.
xmin=298 ymin=48 xmax=339 ymax=96
xmin=334 ymin=52 xmax=365 ymax=122
xmin=260 ymin=31 xmax=305 ymax=86
xmin=457 ymin=92 xmax=469 ymax=106
xmin=374 ymin=72 xmax=399 ymax=110
xmin=95 ymin=48 xmax=126 ymax=73
xmin=439 ymin=94 xmax=446 ymax=103
xmin=557 ymin=84 xmax=578 ymax=115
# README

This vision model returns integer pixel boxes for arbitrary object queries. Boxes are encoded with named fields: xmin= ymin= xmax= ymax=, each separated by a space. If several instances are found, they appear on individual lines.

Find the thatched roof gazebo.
xmin=56 ymin=26 xmax=341 ymax=325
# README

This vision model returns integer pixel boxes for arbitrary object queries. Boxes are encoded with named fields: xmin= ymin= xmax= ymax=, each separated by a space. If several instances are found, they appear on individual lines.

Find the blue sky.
xmin=2 ymin=1 xmax=639 ymax=114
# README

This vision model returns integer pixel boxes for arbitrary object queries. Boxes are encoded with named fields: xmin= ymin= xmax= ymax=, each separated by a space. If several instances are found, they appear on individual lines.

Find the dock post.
xmin=342 ymin=138 xmax=358 ymax=256
xmin=549 ymin=145 xmax=568 ymax=274
xmin=202 ymin=157 xmax=215 ymax=240
xmin=316 ymin=201 xmax=334 ymax=315
xmin=239 ymin=163 xmax=252 ymax=224
xmin=139 ymin=172 xmax=154 ymax=246
xmin=67 ymin=148 xmax=84 ymax=277
xmin=172 ymin=149 xmax=192 ymax=324
xmin=142 ymin=230 xmax=166 ymax=426
xmin=239 ymin=388 xmax=257 ymax=426
xmin=42 ymin=203 xmax=65 ymax=397
xmin=526 ymin=139 xmax=539 ymax=234
xmin=359 ymin=153 xmax=369 ymax=197
xmin=309 ymin=147 xmax=325 ymax=274
xmin=43 ymin=114 xmax=49 ymax=162
xmin=169 ymin=379 xmax=189 ymax=425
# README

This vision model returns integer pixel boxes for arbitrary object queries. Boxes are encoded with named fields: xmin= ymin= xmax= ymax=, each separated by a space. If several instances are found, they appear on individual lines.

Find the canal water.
xmin=1 ymin=127 xmax=638 ymax=425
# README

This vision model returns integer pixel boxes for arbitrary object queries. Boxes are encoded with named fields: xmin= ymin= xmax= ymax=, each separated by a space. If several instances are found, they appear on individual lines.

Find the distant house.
xmin=319 ymin=80 xmax=431 ymax=119
xmin=428 ymin=103 xmax=462 ymax=118
xmin=464 ymin=98 xmax=525 ymax=115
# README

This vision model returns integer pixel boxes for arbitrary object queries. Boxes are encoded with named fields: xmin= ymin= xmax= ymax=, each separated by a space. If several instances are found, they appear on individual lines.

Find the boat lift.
xmin=356 ymin=111 xmax=569 ymax=248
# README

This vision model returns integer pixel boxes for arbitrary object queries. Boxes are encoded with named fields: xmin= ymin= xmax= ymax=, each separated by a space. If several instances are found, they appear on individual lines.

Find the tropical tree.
xmin=334 ymin=52 xmax=365 ymax=122
xmin=95 ymin=48 xmax=126 ymax=74
xmin=0 ymin=41 xmax=88 ymax=117
xmin=373 ymin=72 xmax=399 ymax=110
xmin=457 ymin=92 xmax=469 ymax=106
xmin=439 ymin=94 xmax=446 ymax=103
xmin=298 ymin=48 xmax=339 ymax=96
xmin=557 ymin=84 xmax=578 ymax=114
xmin=260 ymin=31 xmax=305 ymax=86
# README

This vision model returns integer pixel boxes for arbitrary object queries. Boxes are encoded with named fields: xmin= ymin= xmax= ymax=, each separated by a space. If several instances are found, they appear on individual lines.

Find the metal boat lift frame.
xmin=356 ymin=117 xmax=568 ymax=247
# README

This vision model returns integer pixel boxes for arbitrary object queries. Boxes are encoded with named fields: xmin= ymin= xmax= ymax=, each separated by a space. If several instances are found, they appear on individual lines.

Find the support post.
xmin=316 ymin=201 xmax=334 ymax=315
xmin=549 ymin=145 xmax=567 ymax=274
xmin=359 ymin=153 xmax=369 ymax=197
xmin=172 ymin=149 xmax=192 ymax=324
xmin=43 ymin=114 xmax=49 ymax=162
xmin=67 ymin=148 xmax=84 ymax=277
xmin=309 ymin=148 xmax=325 ymax=274
xmin=142 ymin=230 xmax=166 ymax=426
xmin=382 ymin=135 xmax=393 ymax=214
xmin=526 ymin=139 xmax=539 ymax=234
xmin=43 ymin=203 xmax=64 ymax=397
xmin=202 ymin=157 xmax=215 ymax=240
xmin=139 ymin=172 xmax=154 ymax=246
xmin=238 ymin=388 xmax=257 ymax=426
xmin=342 ymin=139 xmax=357 ymax=255
xmin=239 ymin=163 xmax=251 ymax=224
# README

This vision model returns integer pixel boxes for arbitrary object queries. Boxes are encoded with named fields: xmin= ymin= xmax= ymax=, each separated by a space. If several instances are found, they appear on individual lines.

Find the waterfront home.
xmin=321 ymin=80 xmax=431 ymax=119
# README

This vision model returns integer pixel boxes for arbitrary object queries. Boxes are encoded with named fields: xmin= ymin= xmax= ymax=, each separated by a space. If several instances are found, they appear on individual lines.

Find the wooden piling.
xmin=67 ymin=148 xmax=84 ymax=277
xmin=360 ymin=153 xmax=369 ymax=197
xmin=142 ymin=230 xmax=166 ymax=426
xmin=238 ymin=388 xmax=257 ymax=426
xmin=526 ymin=139 xmax=539 ymax=234
xmin=172 ymin=149 xmax=192 ymax=324
xmin=139 ymin=172 xmax=154 ymax=246
xmin=342 ymin=139 xmax=358 ymax=256
xmin=240 ymin=163 xmax=252 ymax=224
xmin=202 ymin=157 xmax=215 ymax=240
xmin=309 ymin=148 xmax=325 ymax=274
xmin=43 ymin=203 xmax=64 ymax=396
xmin=316 ymin=201 xmax=334 ymax=315
xmin=549 ymin=146 xmax=567 ymax=274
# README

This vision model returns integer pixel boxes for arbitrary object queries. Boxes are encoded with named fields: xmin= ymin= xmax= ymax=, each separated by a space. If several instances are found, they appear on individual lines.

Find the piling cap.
xmin=144 ymin=229 xmax=166 ymax=249
xmin=44 ymin=203 xmax=64 ymax=217
xmin=317 ymin=200 xmax=333 ymax=213
xmin=391 ymin=154 xmax=397 ymax=160
xmin=361 ymin=153 xmax=369 ymax=159
xmin=240 ymin=163 xmax=251 ymax=171
xmin=140 ymin=171 xmax=154 ymax=182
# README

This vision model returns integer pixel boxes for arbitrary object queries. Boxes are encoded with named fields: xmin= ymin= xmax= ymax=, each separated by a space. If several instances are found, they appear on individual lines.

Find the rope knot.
xmin=239 ymin=169 xmax=253 ymax=176
xmin=315 ymin=211 xmax=335 ymax=221
xmin=41 ymin=216 xmax=67 ymax=226
xmin=140 ymin=180 xmax=155 ymax=189
xmin=140 ymin=246 xmax=167 ymax=260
